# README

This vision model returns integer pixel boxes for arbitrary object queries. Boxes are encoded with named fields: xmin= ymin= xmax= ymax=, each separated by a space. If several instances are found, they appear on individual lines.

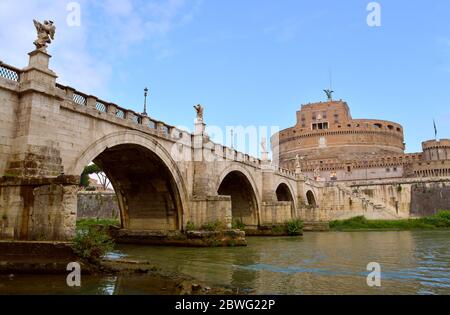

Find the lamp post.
xmin=142 ymin=87 xmax=149 ymax=116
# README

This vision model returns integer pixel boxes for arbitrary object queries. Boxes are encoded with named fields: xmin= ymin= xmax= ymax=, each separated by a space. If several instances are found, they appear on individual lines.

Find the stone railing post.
xmin=141 ymin=115 xmax=150 ymax=128
xmin=125 ymin=110 xmax=135 ymax=122
xmin=86 ymin=95 xmax=97 ymax=110
xmin=107 ymin=103 xmax=118 ymax=116
xmin=65 ymin=86 xmax=75 ymax=102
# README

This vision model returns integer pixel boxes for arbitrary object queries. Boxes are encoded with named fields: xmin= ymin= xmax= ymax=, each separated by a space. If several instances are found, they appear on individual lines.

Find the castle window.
xmin=388 ymin=125 xmax=394 ymax=130
xmin=334 ymin=114 xmax=339 ymax=123
xmin=374 ymin=123 xmax=382 ymax=129
xmin=393 ymin=167 xmax=398 ymax=172
xmin=397 ymin=127 xmax=401 ymax=132
xmin=313 ymin=122 xmax=329 ymax=130
xmin=322 ymin=112 xmax=327 ymax=119
xmin=386 ymin=168 xmax=391 ymax=172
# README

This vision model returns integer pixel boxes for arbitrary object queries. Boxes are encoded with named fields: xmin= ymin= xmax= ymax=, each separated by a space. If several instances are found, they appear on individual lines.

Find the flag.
xmin=433 ymin=119 xmax=438 ymax=139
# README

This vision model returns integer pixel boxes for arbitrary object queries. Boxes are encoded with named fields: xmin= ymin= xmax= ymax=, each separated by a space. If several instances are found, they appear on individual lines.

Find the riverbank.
xmin=0 ymin=240 xmax=240 ymax=295
xmin=330 ymin=211 xmax=450 ymax=231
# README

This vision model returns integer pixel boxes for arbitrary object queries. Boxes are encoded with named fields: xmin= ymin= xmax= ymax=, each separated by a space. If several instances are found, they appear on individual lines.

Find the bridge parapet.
xmin=0 ymin=61 xmax=21 ymax=82
xmin=275 ymin=167 xmax=297 ymax=179
xmin=54 ymin=82 xmax=266 ymax=169
xmin=55 ymin=83 xmax=192 ymax=144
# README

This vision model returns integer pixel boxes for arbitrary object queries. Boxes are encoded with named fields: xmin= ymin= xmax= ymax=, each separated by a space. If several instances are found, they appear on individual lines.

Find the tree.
xmin=80 ymin=163 xmax=111 ymax=190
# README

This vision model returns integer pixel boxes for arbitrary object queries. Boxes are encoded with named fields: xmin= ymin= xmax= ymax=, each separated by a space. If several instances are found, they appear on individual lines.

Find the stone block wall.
xmin=0 ymin=176 xmax=78 ymax=241
xmin=0 ymin=78 xmax=19 ymax=176
xmin=189 ymin=196 xmax=232 ymax=228
xmin=411 ymin=182 xmax=450 ymax=217
xmin=260 ymin=202 xmax=292 ymax=225
xmin=77 ymin=191 xmax=119 ymax=220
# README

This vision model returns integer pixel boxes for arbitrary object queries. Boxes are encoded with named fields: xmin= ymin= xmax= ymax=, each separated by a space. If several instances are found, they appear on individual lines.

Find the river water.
xmin=1 ymin=231 xmax=449 ymax=295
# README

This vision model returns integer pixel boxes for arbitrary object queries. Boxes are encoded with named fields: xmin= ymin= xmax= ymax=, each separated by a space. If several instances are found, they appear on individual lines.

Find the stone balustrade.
xmin=0 ymin=62 xmax=21 ymax=82
xmin=54 ymin=83 xmax=265 ymax=168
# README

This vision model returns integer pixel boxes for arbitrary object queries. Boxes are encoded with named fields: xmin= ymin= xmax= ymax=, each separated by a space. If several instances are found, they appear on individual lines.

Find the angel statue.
xmin=193 ymin=104 xmax=204 ymax=121
xmin=323 ymin=89 xmax=334 ymax=101
xmin=260 ymin=137 xmax=267 ymax=153
xmin=295 ymin=154 xmax=301 ymax=168
xmin=33 ymin=19 xmax=56 ymax=51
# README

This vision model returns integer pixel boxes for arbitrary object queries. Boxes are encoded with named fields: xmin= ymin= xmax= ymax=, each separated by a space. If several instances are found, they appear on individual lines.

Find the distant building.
xmin=271 ymin=99 xmax=450 ymax=181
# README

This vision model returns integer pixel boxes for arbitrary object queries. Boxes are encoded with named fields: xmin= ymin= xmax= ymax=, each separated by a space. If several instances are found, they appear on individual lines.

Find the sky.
xmin=0 ymin=0 xmax=449 ymax=155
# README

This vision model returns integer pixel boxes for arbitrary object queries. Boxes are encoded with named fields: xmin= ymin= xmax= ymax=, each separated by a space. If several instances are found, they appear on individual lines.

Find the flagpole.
xmin=433 ymin=119 xmax=438 ymax=141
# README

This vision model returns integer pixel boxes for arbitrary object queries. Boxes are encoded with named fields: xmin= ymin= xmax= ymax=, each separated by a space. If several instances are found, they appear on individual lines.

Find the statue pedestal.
xmin=194 ymin=120 xmax=205 ymax=136
xmin=28 ymin=49 xmax=52 ymax=70
xmin=20 ymin=49 xmax=57 ymax=89
xmin=261 ymin=151 xmax=269 ymax=162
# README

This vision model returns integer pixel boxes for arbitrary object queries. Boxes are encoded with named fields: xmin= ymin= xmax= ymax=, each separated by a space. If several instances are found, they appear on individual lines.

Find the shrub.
xmin=72 ymin=227 xmax=114 ymax=263
xmin=232 ymin=219 xmax=246 ymax=230
xmin=185 ymin=221 xmax=197 ymax=231
xmin=271 ymin=219 xmax=303 ymax=235
xmin=185 ymin=221 xmax=226 ymax=231
xmin=286 ymin=219 xmax=304 ymax=235
xmin=201 ymin=220 xmax=225 ymax=231
xmin=330 ymin=211 xmax=450 ymax=231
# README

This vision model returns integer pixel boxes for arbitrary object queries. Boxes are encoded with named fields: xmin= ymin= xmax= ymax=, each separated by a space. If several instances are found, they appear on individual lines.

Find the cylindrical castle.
xmin=422 ymin=139 xmax=450 ymax=161
xmin=271 ymin=100 xmax=405 ymax=170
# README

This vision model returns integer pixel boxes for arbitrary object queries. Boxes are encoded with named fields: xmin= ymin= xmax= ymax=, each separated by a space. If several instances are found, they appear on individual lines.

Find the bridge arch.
xmin=275 ymin=181 xmax=296 ymax=207
xmin=69 ymin=131 xmax=189 ymax=231
xmin=216 ymin=165 xmax=261 ymax=228
xmin=306 ymin=190 xmax=317 ymax=207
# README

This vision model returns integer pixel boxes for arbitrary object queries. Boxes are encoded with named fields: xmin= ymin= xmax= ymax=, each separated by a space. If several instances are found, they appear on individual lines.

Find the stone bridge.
xmin=2 ymin=49 xmax=447 ymax=241
xmin=0 ymin=49 xmax=324 ymax=241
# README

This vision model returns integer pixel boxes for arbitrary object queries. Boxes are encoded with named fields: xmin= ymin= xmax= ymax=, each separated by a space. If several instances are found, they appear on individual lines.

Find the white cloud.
xmin=0 ymin=0 xmax=202 ymax=95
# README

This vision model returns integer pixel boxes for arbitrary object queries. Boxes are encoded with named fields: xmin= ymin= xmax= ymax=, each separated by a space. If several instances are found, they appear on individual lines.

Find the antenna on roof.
xmin=323 ymin=68 xmax=334 ymax=101
xmin=329 ymin=68 xmax=333 ymax=92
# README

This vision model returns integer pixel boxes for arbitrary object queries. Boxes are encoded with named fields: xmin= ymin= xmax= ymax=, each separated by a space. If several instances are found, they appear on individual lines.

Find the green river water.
xmin=1 ymin=231 xmax=449 ymax=295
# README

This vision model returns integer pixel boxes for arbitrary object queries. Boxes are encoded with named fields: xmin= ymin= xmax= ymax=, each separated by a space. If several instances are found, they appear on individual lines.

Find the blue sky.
xmin=1 ymin=0 xmax=449 ymax=154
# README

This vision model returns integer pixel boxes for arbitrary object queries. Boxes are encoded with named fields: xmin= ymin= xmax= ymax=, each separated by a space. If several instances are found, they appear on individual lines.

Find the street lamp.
xmin=142 ymin=87 xmax=149 ymax=116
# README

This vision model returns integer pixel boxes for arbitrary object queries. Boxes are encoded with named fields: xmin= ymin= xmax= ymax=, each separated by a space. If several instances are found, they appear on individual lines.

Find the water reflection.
xmin=1 ymin=231 xmax=449 ymax=295
xmin=114 ymin=231 xmax=449 ymax=295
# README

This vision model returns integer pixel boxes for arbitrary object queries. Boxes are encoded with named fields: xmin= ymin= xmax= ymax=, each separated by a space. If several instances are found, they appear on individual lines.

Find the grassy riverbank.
xmin=76 ymin=218 xmax=120 ymax=231
xmin=330 ymin=211 xmax=450 ymax=231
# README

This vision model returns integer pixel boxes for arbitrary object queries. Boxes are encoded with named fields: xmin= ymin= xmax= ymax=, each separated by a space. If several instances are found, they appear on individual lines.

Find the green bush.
xmin=271 ymin=219 xmax=304 ymax=235
xmin=330 ymin=211 xmax=450 ymax=231
xmin=232 ymin=219 xmax=246 ymax=230
xmin=72 ymin=227 xmax=114 ymax=263
xmin=286 ymin=219 xmax=304 ymax=236
xmin=185 ymin=221 xmax=196 ymax=231
xmin=201 ymin=220 xmax=225 ymax=231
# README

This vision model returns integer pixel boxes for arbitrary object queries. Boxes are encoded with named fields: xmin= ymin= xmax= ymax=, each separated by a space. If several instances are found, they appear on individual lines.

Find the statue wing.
xmin=49 ymin=25 xmax=56 ymax=40
xmin=33 ymin=19 xmax=43 ymax=32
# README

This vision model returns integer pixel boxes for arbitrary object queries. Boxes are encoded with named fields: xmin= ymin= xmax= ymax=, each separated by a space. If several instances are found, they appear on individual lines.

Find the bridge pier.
xmin=0 ymin=49 xmax=79 ymax=241
xmin=0 ymin=176 xmax=78 ymax=241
